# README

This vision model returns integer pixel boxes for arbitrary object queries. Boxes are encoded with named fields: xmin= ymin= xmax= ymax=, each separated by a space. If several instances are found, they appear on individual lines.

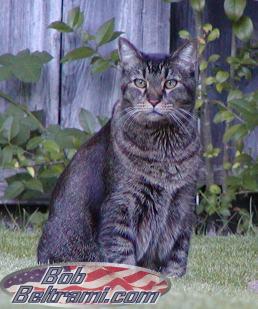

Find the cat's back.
xmin=49 ymin=120 xmax=111 ymax=216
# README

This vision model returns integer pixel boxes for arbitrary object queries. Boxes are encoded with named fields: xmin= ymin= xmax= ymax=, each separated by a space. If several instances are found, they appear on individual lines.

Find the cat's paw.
xmin=161 ymin=265 xmax=186 ymax=278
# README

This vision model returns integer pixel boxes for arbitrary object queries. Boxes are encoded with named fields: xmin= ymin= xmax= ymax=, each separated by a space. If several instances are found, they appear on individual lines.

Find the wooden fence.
xmin=0 ymin=0 xmax=171 ymax=127
xmin=0 ymin=0 xmax=257 ymax=192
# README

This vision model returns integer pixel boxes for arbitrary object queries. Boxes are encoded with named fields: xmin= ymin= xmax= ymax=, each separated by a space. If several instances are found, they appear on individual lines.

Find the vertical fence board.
xmin=60 ymin=0 xmax=170 ymax=128
xmin=0 ymin=0 xmax=62 ymax=125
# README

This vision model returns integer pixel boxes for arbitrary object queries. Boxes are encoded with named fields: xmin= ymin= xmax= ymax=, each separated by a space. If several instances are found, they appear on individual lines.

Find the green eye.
xmin=165 ymin=79 xmax=177 ymax=89
xmin=134 ymin=79 xmax=147 ymax=88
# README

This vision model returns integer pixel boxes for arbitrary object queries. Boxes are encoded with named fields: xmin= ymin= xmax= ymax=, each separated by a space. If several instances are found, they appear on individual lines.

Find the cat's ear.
xmin=118 ymin=38 xmax=142 ymax=68
xmin=171 ymin=40 xmax=198 ymax=70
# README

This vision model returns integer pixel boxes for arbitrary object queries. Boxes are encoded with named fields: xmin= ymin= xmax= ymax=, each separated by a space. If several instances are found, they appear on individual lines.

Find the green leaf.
xmin=61 ymin=47 xmax=95 ymax=63
xmin=223 ymin=124 xmax=248 ymax=142
xmin=233 ymin=16 xmax=253 ymax=41
xmin=199 ymin=60 xmax=208 ymax=71
xmin=68 ymin=7 xmax=84 ymax=29
xmin=242 ymin=176 xmax=257 ymax=191
xmin=179 ymin=30 xmax=190 ymax=39
xmin=215 ymin=83 xmax=224 ymax=93
xmin=238 ymin=66 xmax=252 ymax=79
xmin=209 ymin=184 xmax=221 ymax=194
xmin=1 ymin=116 xmax=13 ymax=142
xmin=214 ymin=110 xmax=234 ymax=123
xmin=109 ymin=50 xmax=119 ymax=63
xmin=224 ymin=0 xmax=246 ymax=22
xmin=203 ymin=144 xmax=221 ymax=158
xmin=40 ymin=165 xmax=63 ymax=178
xmin=216 ymin=71 xmax=229 ymax=83
xmin=42 ymin=140 xmax=60 ymax=153
xmin=27 ymin=166 xmax=35 ymax=178
xmin=0 ymin=66 xmax=12 ymax=81
xmin=91 ymin=58 xmax=110 ymax=73
xmin=227 ymin=89 xmax=243 ymax=102
xmin=26 ymin=136 xmax=43 ymax=150
xmin=96 ymin=18 xmax=116 ymax=46
xmin=48 ymin=21 xmax=73 ymax=32
xmin=5 ymin=104 xmax=25 ymax=118
xmin=207 ymin=29 xmax=220 ymax=42
xmin=2 ymin=146 xmax=13 ymax=166
xmin=205 ymin=76 xmax=215 ymax=85
xmin=195 ymin=99 xmax=203 ymax=109
xmin=8 ymin=52 xmax=45 ymax=83
xmin=25 ymin=179 xmax=44 ymax=192
xmin=0 ymin=54 xmax=15 ymax=65
xmin=1 ymin=116 xmax=20 ymax=142
xmin=79 ymin=108 xmax=98 ymax=133
xmin=208 ymin=54 xmax=220 ymax=62
xmin=4 ymin=181 xmax=25 ymax=199
xmin=203 ymin=23 xmax=212 ymax=33
xmin=32 ymin=51 xmax=53 ymax=64
xmin=11 ymin=125 xmax=30 ymax=146
xmin=190 ymin=0 xmax=205 ymax=12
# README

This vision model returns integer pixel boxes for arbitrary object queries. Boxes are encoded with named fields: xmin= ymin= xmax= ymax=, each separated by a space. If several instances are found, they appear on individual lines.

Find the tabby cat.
xmin=37 ymin=38 xmax=201 ymax=277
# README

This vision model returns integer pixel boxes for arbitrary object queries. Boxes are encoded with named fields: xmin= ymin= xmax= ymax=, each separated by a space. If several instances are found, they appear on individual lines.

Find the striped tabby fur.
xmin=38 ymin=38 xmax=201 ymax=277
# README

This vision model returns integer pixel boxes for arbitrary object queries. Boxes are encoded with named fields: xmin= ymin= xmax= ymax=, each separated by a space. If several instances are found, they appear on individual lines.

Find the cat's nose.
xmin=148 ymin=99 xmax=161 ymax=107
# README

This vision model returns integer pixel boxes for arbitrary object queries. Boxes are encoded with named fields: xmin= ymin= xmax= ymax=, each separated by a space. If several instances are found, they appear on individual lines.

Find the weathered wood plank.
xmin=60 ymin=0 xmax=170 ymax=128
xmin=0 ymin=0 xmax=62 ymax=125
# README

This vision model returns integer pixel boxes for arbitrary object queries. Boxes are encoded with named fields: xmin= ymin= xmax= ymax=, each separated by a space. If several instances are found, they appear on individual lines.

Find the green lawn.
xmin=0 ymin=228 xmax=257 ymax=309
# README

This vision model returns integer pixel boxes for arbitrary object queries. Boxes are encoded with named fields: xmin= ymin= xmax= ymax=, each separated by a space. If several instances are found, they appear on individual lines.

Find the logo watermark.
xmin=0 ymin=263 xmax=171 ymax=306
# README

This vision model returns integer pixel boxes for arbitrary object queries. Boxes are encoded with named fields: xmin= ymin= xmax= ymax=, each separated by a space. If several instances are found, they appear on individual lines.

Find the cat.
xmin=37 ymin=37 xmax=201 ymax=277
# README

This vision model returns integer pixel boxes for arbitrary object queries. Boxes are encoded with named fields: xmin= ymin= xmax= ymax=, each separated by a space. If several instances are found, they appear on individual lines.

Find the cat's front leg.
xmin=98 ymin=198 xmax=136 ymax=265
xmin=160 ymin=230 xmax=192 ymax=278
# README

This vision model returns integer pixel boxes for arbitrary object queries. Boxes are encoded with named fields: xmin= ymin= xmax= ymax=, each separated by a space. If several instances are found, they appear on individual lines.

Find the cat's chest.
xmin=131 ymin=182 xmax=171 ymax=260
xmin=119 ymin=157 xmax=186 ymax=190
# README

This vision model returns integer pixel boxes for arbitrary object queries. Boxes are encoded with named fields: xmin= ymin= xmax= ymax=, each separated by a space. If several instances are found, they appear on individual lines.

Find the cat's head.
xmin=118 ymin=38 xmax=197 ymax=127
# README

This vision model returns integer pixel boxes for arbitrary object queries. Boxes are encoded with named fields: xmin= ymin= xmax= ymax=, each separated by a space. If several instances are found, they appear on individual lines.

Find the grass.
xmin=0 ymin=228 xmax=257 ymax=309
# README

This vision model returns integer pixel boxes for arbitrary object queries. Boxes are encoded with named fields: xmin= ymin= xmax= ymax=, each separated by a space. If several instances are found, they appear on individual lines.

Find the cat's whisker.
xmin=119 ymin=108 xmax=139 ymax=122
xmin=177 ymin=108 xmax=197 ymax=121
xmin=120 ymin=109 xmax=140 ymax=130
xmin=174 ymin=110 xmax=197 ymax=130
xmin=167 ymin=111 xmax=192 ymax=138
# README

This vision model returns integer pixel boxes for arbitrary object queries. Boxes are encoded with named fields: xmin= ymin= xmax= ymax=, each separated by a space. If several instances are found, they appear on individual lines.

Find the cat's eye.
xmin=134 ymin=79 xmax=147 ymax=88
xmin=164 ymin=79 xmax=177 ymax=89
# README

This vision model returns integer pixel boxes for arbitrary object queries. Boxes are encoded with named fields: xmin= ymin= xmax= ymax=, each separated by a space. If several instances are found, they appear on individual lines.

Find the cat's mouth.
xmin=146 ymin=109 xmax=165 ymax=120
xmin=149 ymin=110 xmax=163 ymax=116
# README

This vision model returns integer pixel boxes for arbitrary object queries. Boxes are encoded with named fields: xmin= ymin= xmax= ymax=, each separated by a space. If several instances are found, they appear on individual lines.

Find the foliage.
xmin=171 ymin=0 xmax=258 ymax=234
xmin=49 ymin=7 xmax=122 ymax=73
xmin=0 ymin=50 xmax=52 ymax=83
xmin=163 ymin=0 xmax=258 ymax=234
xmin=0 ymin=102 xmax=105 ymax=200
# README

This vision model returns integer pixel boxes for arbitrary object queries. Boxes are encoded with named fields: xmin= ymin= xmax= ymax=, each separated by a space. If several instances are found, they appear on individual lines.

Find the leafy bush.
xmin=0 ymin=101 xmax=106 ymax=200
xmin=168 ymin=0 xmax=258 ymax=234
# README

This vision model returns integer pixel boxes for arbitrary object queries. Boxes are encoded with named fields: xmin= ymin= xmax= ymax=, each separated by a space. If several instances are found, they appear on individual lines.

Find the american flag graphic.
xmin=1 ymin=263 xmax=171 ymax=305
